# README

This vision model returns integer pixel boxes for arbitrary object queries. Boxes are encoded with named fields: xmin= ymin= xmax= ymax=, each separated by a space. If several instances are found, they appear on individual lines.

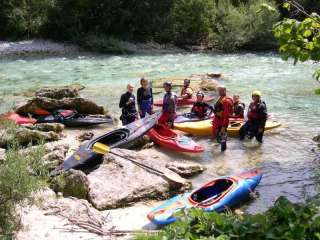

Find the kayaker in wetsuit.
xmin=212 ymin=86 xmax=233 ymax=151
xmin=180 ymin=79 xmax=194 ymax=99
xmin=119 ymin=84 xmax=138 ymax=125
xmin=158 ymin=81 xmax=177 ymax=127
xmin=191 ymin=91 xmax=214 ymax=118
xmin=232 ymin=95 xmax=245 ymax=119
xmin=239 ymin=90 xmax=267 ymax=143
xmin=137 ymin=77 xmax=153 ymax=118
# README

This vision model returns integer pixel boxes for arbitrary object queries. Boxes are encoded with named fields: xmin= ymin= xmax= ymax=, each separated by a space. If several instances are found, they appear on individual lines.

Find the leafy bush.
xmin=0 ymin=121 xmax=47 ymax=237
xmin=212 ymin=0 xmax=279 ymax=51
xmin=168 ymin=0 xmax=215 ymax=45
xmin=136 ymin=196 xmax=320 ymax=240
xmin=79 ymin=34 xmax=135 ymax=54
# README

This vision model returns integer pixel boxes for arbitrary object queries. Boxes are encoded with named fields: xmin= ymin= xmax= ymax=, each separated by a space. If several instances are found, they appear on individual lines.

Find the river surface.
xmin=0 ymin=52 xmax=319 ymax=213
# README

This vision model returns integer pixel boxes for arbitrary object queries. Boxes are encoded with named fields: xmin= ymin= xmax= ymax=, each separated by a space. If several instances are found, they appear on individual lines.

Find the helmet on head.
xmin=184 ymin=79 xmax=190 ymax=85
xmin=196 ymin=91 xmax=204 ymax=98
xmin=163 ymin=81 xmax=172 ymax=88
xmin=252 ymin=90 xmax=262 ymax=97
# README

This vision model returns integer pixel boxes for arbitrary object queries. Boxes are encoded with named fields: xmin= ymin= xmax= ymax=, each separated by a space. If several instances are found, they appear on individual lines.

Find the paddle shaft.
xmin=109 ymin=150 xmax=165 ymax=176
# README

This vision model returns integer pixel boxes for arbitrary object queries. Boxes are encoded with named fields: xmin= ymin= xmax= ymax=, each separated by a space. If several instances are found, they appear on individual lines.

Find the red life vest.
xmin=214 ymin=96 xmax=233 ymax=118
xmin=180 ymin=87 xmax=193 ymax=99
xmin=247 ymin=101 xmax=265 ymax=120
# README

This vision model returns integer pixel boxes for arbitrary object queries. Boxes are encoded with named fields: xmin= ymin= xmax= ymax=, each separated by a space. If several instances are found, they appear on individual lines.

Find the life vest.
xmin=192 ymin=102 xmax=210 ymax=118
xmin=180 ymin=87 xmax=193 ymax=99
xmin=233 ymin=102 xmax=245 ymax=118
xmin=247 ymin=101 xmax=266 ymax=120
xmin=214 ymin=96 xmax=233 ymax=118
xmin=163 ymin=92 xmax=177 ymax=113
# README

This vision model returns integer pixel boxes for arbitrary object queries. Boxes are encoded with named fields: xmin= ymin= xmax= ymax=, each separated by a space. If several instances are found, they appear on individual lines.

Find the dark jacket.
xmin=137 ymin=87 xmax=153 ymax=110
xmin=119 ymin=92 xmax=137 ymax=117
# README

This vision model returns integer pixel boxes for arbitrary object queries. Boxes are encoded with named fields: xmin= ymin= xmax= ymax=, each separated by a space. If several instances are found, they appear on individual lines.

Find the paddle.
xmin=92 ymin=142 xmax=187 ymax=185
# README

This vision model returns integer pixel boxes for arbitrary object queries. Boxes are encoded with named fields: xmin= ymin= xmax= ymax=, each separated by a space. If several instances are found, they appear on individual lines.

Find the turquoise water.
xmin=0 ymin=52 xmax=319 ymax=212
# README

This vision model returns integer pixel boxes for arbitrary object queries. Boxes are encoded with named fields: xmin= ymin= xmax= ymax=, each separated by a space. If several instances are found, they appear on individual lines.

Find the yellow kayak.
xmin=174 ymin=120 xmax=281 ymax=137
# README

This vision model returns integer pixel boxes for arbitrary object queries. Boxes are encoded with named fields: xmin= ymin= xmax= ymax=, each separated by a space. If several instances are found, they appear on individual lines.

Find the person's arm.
xmin=150 ymin=88 xmax=153 ymax=105
xmin=119 ymin=94 xmax=126 ymax=108
xmin=137 ymin=88 xmax=142 ymax=110
xmin=259 ymin=102 xmax=268 ymax=123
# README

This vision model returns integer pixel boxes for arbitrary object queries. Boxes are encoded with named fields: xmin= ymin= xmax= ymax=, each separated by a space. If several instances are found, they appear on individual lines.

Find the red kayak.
xmin=0 ymin=112 xmax=37 ymax=125
xmin=147 ymin=124 xmax=204 ymax=153
xmin=154 ymin=96 xmax=214 ymax=107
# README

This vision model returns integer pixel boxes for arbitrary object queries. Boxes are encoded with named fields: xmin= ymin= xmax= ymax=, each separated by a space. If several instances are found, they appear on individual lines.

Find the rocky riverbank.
xmin=0 ymin=83 xmax=213 ymax=239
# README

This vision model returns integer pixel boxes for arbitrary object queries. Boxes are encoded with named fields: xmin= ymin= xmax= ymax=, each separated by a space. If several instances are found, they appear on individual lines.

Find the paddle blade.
xmin=92 ymin=142 xmax=110 ymax=155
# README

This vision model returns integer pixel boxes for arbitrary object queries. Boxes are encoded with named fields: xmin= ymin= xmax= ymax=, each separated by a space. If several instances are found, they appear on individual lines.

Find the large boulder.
xmin=15 ymin=97 xmax=104 ymax=115
xmin=199 ymin=79 xmax=220 ymax=91
xmin=35 ymin=85 xmax=84 ymax=99
xmin=313 ymin=134 xmax=320 ymax=143
xmin=87 ymin=149 xmax=189 ymax=210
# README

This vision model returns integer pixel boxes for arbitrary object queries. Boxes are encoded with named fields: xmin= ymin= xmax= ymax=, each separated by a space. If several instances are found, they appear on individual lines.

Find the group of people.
xmin=119 ymin=78 xmax=268 ymax=151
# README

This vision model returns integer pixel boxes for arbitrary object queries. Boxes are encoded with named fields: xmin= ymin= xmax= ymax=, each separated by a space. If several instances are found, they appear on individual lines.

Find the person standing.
xmin=180 ymin=79 xmax=194 ymax=99
xmin=137 ymin=77 xmax=153 ymax=118
xmin=158 ymin=81 xmax=177 ymax=127
xmin=239 ymin=91 xmax=267 ymax=143
xmin=119 ymin=84 xmax=138 ymax=125
xmin=232 ymin=94 xmax=245 ymax=118
xmin=191 ymin=91 xmax=214 ymax=118
xmin=212 ymin=86 xmax=233 ymax=151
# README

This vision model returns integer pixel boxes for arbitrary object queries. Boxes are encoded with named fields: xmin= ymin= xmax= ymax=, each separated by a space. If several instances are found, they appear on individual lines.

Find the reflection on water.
xmin=0 ymin=52 xmax=319 ymax=213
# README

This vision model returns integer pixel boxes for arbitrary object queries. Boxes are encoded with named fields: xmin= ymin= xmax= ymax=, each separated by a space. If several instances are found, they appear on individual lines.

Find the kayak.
xmin=147 ymin=168 xmax=262 ymax=225
xmin=154 ymin=97 xmax=214 ymax=107
xmin=147 ymin=124 xmax=204 ymax=153
xmin=51 ymin=112 xmax=160 ymax=174
xmin=37 ymin=114 xmax=113 ymax=127
xmin=0 ymin=112 xmax=37 ymax=125
xmin=174 ymin=120 xmax=281 ymax=136
xmin=174 ymin=113 xmax=214 ymax=124
xmin=36 ymin=109 xmax=113 ymax=127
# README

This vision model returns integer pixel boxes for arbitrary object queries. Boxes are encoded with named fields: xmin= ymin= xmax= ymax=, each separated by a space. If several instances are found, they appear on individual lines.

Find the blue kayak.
xmin=147 ymin=168 xmax=262 ymax=225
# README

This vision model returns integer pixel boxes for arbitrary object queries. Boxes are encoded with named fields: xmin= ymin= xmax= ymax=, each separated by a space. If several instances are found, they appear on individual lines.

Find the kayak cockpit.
xmin=153 ymin=124 xmax=177 ymax=138
xmin=189 ymin=179 xmax=234 ymax=206
xmin=89 ymin=128 xmax=130 ymax=149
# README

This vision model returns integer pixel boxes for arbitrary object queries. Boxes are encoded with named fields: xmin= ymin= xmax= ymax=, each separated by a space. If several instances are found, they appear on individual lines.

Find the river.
xmin=0 ymin=52 xmax=319 ymax=213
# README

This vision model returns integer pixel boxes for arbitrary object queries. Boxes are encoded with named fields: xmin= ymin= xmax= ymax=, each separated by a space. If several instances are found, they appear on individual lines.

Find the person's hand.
xmin=139 ymin=110 xmax=143 ymax=116
xmin=220 ymin=126 xmax=226 ymax=134
xmin=258 ymin=127 xmax=263 ymax=133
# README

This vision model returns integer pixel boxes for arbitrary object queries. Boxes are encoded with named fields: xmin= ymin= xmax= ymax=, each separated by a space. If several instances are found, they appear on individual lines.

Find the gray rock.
xmin=0 ymin=127 xmax=61 ymax=148
xmin=16 ymin=97 xmax=104 ymax=115
xmin=87 ymin=149 xmax=189 ymax=210
xmin=51 ymin=170 xmax=89 ymax=199
xmin=24 ymin=123 xmax=64 ymax=133
xmin=313 ymin=134 xmax=320 ymax=143
xmin=166 ymin=161 xmax=206 ymax=177
xmin=77 ymin=132 xmax=94 ymax=142
xmin=199 ymin=79 xmax=220 ymax=91
xmin=0 ymin=148 xmax=5 ymax=161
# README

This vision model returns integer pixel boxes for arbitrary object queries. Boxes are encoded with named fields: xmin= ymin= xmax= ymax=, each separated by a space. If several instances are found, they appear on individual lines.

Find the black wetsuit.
xmin=191 ymin=102 xmax=214 ymax=118
xmin=119 ymin=92 xmax=137 ymax=125
xmin=137 ymin=87 xmax=153 ymax=117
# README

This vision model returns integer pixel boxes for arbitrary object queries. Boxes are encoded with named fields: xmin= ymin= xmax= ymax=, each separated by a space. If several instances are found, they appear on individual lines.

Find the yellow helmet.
xmin=252 ymin=90 xmax=262 ymax=97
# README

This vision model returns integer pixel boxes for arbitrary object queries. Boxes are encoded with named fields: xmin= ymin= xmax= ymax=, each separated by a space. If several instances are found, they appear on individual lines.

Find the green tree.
xmin=271 ymin=0 xmax=320 ymax=92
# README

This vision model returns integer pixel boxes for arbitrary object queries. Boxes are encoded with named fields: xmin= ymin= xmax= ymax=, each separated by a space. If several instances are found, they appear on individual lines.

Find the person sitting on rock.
xmin=190 ymin=91 xmax=214 ymax=118
xmin=158 ymin=81 xmax=177 ymax=127
xmin=180 ymin=79 xmax=194 ymax=99
xmin=232 ymin=94 xmax=245 ymax=119
xmin=137 ymin=77 xmax=153 ymax=118
xmin=119 ymin=84 xmax=138 ymax=125
xmin=239 ymin=90 xmax=267 ymax=143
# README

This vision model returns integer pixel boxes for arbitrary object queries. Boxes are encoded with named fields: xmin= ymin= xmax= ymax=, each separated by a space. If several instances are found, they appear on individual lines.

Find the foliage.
xmin=210 ymin=0 xmax=279 ymax=51
xmin=136 ymin=196 xmax=320 ymax=240
xmin=0 ymin=121 xmax=47 ymax=237
xmin=272 ymin=1 xmax=320 ymax=83
xmin=0 ymin=0 xmax=53 ymax=39
xmin=168 ymin=0 xmax=215 ymax=45
xmin=79 ymin=34 xmax=135 ymax=54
